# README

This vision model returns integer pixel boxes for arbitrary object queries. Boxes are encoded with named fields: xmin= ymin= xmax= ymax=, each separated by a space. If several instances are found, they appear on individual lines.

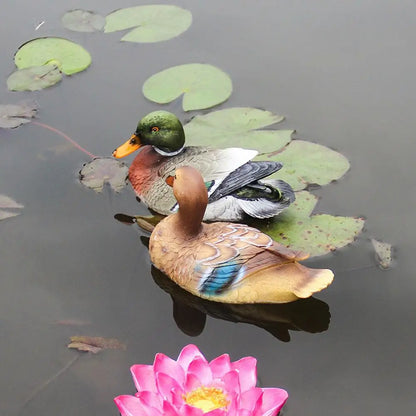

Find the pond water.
xmin=1 ymin=1 xmax=415 ymax=415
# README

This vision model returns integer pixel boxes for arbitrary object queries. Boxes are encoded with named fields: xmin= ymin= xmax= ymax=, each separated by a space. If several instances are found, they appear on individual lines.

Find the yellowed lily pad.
xmin=262 ymin=140 xmax=350 ymax=191
xmin=143 ymin=64 xmax=232 ymax=111
xmin=14 ymin=37 xmax=91 ymax=75
xmin=258 ymin=191 xmax=365 ymax=257
xmin=68 ymin=336 xmax=126 ymax=354
xmin=371 ymin=238 xmax=393 ymax=269
xmin=7 ymin=65 xmax=62 ymax=91
xmin=62 ymin=10 xmax=105 ymax=32
xmin=0 ymin=101 xmax=37 ymax=128
xmin=79 ymin=158 xmax=129 ymax=192
xmin=104 ymin=5 xmax=192 ymax=43
xmin=184 ymin=107 xmax=292 ymax=151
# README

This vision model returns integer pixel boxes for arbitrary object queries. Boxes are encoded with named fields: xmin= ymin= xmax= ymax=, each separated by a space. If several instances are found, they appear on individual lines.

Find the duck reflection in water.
xmin=151 ymin=265 xmax=330 ymax=342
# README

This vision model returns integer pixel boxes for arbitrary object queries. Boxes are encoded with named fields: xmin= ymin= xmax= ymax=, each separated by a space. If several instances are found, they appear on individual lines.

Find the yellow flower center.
xmin=184 ymin=386 xmax=229 ymax=413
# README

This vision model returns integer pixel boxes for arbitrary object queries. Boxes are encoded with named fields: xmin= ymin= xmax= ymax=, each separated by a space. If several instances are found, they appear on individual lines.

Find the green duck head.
xmin=113 ymin=111 xmax=185 ymax=158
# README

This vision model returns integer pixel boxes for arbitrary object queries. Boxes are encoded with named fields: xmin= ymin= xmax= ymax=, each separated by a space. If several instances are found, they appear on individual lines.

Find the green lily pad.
xmin=262 ymin=140 xmax=350 ymax=191
xmin=0 ymin=194 xmax=24 ymax=221
xmin=371 ymin=238 xmax=393 ymax=269
xmin=143 ymin=64 xmax=232 ymax=111
xmin=7 ymin=65 xmax=62 ymax=91
xmin=184 ymin=107 xmax=292 ymax=151
xmin=14 ymin=37 xmax=91 ymax=75
xmin=258 ymin=191 xmax=364 ymax=257
xmin=0 ymin=101 xmax=38 ymax=128
xmin=79 ymin=158 xmax=129 ymax=192
xmin=62 ymin=10 xmax=105 ymax=32
xmin=104 ymin=5 xmax=192 ymax=43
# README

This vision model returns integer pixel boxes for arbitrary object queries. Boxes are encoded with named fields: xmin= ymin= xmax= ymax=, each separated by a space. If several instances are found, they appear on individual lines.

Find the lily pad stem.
xmin=32 ymin=121 xmax=97 ymax=159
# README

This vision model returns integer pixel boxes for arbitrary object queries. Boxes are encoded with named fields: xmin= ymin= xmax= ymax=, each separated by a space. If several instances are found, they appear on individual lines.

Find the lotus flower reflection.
xmin=114 ymin=344 xmax=288 ymax=416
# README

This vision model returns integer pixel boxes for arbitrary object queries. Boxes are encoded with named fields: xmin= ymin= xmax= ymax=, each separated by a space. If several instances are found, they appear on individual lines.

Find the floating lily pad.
xmin=79 ymin=158 xmax=129 ymax=192
xmin=14 ymin=37 xmax=91 ymax=75
xmin=68 ymin=336 xmax=126 ymax=354
xmin=0 ymin=101 xmax=37 ymax=128
xmin=104 ymin=5 xmax=192 ymax=43
xmin=7 ymin=64 xmax=62 ymax=91
xmin=185 ymin=107 xmax=292 ymax=151
xmin=258 ymin=191 xmax=364 ymax=257
xmin=371 ymin=238 xmax=393 ymax=269
xmin=262 ymin=140 xmax=350 ymax=191
xmin=0 ymin=194 xmax=24 ymax=221
xmin=143 ymin=64 xmax=232 ymax=111
xmin=62 ymin=10 xmax=105 ymax=32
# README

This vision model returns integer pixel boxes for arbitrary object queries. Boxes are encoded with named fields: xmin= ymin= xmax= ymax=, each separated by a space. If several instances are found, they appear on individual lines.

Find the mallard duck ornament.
xmin=113 ymin=111 xmax=295 ymax=221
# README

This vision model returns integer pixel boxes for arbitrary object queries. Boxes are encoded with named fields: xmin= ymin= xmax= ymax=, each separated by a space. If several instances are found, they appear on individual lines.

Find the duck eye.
xmin=151 ymin=126 xmax=160 ymax=132
xmin=130 ymin=138 xmax=137 ymax=145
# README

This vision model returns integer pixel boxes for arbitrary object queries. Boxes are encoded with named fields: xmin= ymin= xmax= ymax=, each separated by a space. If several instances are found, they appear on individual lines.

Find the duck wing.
xmin=208 ymin=161 xmax=283 ymax=202
xmin=155 ymin=147 xmax=257 ymax=214
xmin=158 ymin=146 xmax=257 ymax=185
xmin=193 ymin=223 xmax=304 ymax=296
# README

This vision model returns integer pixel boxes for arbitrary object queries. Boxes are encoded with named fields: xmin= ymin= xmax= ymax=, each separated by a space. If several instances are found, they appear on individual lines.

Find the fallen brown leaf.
xmin=68 ymin=336 xmax=126 ymax=353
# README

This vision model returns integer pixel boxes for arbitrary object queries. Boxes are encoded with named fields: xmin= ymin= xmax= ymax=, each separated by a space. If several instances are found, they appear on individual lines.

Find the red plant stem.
xmin=32 ymin=120 xmax=97 ymax=159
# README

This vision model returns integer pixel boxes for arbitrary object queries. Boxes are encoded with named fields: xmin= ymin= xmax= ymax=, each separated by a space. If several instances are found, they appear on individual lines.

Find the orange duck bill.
xmin=113 ymin=134 xmax=142 ymax=158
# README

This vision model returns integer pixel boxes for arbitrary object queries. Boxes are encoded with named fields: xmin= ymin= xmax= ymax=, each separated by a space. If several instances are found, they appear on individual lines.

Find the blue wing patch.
xmin=196 ymin=262 xmax=246 ymax=295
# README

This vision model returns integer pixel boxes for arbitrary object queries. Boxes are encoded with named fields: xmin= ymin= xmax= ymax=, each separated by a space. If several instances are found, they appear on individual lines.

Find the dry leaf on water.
xmin=0 ymin=101 xmax=37 ymax=128
xmin=68 ymin=336 xmax=126 ymax=353
xmin=0 ymin=194 xmax=24 ymax=220
xmin=371 ymin=238 xmax=393 ymax=269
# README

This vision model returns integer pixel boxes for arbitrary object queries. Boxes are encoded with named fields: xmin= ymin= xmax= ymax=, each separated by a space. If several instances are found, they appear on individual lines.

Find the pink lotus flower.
xmin=114 ymin=344 xmax=288 ymax=416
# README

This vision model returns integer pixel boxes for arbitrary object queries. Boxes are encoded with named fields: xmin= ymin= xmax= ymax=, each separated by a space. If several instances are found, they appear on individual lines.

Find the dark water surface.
xmin=1 ymin=1 xmax=415 ymax=415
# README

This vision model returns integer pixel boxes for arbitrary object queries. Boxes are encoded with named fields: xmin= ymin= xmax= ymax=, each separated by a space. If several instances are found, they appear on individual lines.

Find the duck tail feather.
xmin=236 ymin=198 xmax=289 ymax=219
xmin=292 ymin=263 xmax=334 ymax=299
xmin=261 ymin=179 xmax=296 ymax=204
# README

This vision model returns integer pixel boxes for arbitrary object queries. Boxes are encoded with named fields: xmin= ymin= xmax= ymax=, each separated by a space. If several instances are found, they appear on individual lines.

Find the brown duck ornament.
xmin=149 ymin=166 xmax=334 ymax=303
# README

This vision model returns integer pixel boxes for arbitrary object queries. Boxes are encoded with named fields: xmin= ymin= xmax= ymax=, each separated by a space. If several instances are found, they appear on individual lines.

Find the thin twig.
xmin=19 ymin=354 xmax=80 ymax=414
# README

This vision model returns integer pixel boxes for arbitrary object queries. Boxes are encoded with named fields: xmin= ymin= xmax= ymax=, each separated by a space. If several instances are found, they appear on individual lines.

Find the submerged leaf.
xmin=68 ymin=336 xmax=126 ymax=353
xmin=263 ymin=140 xmax=350 ymax=191
xmin=0 ymin=194 xmax=24 ymax=221
xmin=0 ymin=101 xmax=38 ymax=128
xmin=184 ymin=107 xmax=292 ymax=151
xmin=371 ymin=238 xmax=393 ymax=269
xmin=79 ymin=158 xmax=129 ymax=192
xmin=143 ymin=64 xmax=232 ymax=111
xmin=104 ymin=5 xmax=192 ymax=43
xmin=14 ymin=37 xmax=91 ymax=75
xmin=258 ymin=191 xmax=364 ymax=256
xmin=7 ymin=65 xmax=62 ymax=91
xmin=62 ymin=10 xmax=105 ymax=32
xmin=56 ymin=319 xmax=91 ymax=326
